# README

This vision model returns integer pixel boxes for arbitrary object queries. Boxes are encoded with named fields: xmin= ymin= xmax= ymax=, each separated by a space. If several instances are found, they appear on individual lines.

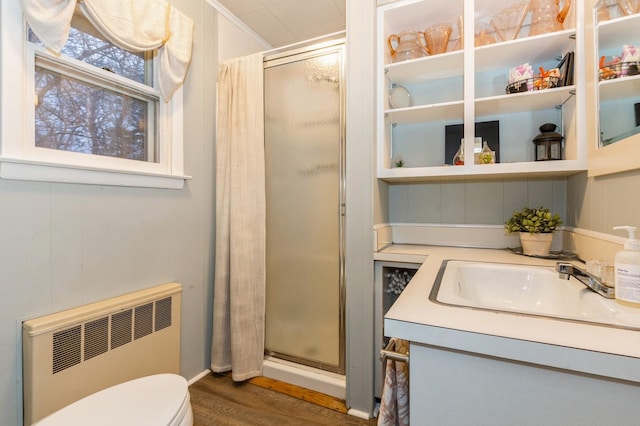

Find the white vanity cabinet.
xmin=379 ymin=246 xmax=640 ymax=425
xmin=410 ymin=338 xmax=640 ymax=425
xmin=376 ymin=0 xmax=587 ymax=181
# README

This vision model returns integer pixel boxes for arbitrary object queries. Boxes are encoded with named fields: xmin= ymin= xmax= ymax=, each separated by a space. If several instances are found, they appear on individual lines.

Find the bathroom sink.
xmin=430 ymin=260 xmax=640 ymax=329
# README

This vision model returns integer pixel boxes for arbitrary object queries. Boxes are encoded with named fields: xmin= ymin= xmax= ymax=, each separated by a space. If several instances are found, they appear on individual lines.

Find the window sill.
xmin=0 ymin=158 xmax=191 ymax=189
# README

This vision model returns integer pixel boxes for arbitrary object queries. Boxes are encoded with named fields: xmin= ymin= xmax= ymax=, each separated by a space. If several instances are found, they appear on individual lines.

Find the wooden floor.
xmin=189 ymin=373 xmax=377 ymax=426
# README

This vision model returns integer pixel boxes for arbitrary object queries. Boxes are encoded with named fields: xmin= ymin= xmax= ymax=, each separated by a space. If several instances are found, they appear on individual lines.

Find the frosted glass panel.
xmin=264 ymin=49 xmax=343 ymax=370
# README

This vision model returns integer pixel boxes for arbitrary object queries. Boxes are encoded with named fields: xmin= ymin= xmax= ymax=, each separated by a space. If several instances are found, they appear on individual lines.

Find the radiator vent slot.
xmin=23 ymin=282 xmax=182 ymax=426
xmin=84 ymin=317 xmax=109 ymax=361
xmin=52 ymin=326 xmax=81 ymax=374
xmin=134 ymin=303 xmax=153 ymax=340
xmin=49 ymin=297 xmax=175 ymax=375
xmin=155 ymin=297 xmax=172 ymax=331
xmin=111 ymin=309 xmax=133 ymax=350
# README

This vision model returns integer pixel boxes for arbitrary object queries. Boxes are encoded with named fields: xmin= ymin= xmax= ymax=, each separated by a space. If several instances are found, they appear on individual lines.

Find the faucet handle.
xmin=555 ymin=261 xmax=573 ymax=271
xmin=585 ymin=259 xmax=615 ymax=288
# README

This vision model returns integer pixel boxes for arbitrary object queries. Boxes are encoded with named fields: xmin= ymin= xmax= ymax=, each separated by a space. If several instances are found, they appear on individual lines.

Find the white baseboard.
xmin=188 ymin=369 xmax=212 ymax=386
xmin=373 ymin=223 xmax=392 ymax=251
xmin=392 ymin=223 xmax=519 ymax=248
xmin=347 ymin=408 xmax=372 ymax=419
xmin=383 ymin=223 xmax=561 ymax=250
xmin=374 ymin=223 xmax=626 ymax=264
xmin=563 ymin=226 xmax=625 ymax=263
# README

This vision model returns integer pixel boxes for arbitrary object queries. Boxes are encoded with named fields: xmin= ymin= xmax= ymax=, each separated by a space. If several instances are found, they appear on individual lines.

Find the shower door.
xmin=263 ymin=43 xmax=345 ymax=374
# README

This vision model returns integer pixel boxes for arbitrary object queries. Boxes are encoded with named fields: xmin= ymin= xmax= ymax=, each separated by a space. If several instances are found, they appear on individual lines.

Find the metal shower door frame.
xmin=263 ymin=39 xmax=346 ymax=375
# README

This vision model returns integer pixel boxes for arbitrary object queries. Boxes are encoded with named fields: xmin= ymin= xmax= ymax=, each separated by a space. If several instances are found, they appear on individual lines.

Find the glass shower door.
xmin=264 ymin=44 xmax=344 ymax=373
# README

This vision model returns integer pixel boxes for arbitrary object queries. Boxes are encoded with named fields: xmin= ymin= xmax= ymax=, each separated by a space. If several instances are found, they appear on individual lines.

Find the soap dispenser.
xmin=613 ymin=226 xmax=640 ymax=307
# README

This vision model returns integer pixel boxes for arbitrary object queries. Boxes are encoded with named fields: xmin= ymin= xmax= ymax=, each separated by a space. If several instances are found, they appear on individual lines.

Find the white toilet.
xmin=32 ymin=373 xmax=193 ymax=426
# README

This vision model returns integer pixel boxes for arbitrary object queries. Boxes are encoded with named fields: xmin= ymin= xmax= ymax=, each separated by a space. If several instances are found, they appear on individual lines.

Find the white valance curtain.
xmin=211 ymin=53 xmax=266 ymax=381
xmin=22 ymin=0 xmax=193 ymax=101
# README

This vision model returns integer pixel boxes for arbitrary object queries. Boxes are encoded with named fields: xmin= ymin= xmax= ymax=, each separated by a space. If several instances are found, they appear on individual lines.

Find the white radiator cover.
xmin=22 ymin=282 xmax=182 ymax=425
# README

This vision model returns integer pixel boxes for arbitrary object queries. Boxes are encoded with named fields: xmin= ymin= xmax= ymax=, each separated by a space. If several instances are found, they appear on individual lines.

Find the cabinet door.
xmin=588 ymin=0 xmax=640 ymax=177
xmin=409 ymin=341 xmax=640 ymax=424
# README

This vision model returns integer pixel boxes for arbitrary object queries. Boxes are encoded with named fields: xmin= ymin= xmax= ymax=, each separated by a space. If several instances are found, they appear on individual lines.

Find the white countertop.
xmin=378 ymin=244 xmax=640 ymax=382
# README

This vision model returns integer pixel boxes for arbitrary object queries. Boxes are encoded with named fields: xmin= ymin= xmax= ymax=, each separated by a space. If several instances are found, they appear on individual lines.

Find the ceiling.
xmin=215 ymin=0 xmax=346 ymax=48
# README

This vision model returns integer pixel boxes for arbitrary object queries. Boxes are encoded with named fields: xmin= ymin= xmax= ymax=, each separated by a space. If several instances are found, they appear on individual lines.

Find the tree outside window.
xmin=30 ymin=23 xmax=159 ymax=163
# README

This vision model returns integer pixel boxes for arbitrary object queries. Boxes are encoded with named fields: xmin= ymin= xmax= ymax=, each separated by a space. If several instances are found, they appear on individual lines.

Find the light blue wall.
xmin=0 ymin=1 xmax=217 ymax=424
xmin=388 ymin=178 xmax=567 ymax=226
xmin=568 ymin=170 xmax=640 ymax=233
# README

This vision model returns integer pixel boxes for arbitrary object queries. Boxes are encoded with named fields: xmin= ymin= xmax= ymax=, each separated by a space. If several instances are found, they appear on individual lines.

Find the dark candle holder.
xmin=533 ymin=123 xmax=563 ymax=161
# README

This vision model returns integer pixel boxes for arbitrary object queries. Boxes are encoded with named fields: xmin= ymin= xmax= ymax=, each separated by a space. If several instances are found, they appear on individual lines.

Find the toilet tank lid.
xmin=32 ymin=373 xmax=189 ymax=426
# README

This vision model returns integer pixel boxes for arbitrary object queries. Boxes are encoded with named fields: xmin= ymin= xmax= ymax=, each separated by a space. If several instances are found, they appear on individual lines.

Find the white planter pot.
xmin=519 ymin=232 xmax=553 ymax=256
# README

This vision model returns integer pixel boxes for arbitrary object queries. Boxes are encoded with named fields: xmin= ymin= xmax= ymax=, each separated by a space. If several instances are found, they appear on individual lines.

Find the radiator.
xmin=22 ymin=282 xmax=182 ymax=425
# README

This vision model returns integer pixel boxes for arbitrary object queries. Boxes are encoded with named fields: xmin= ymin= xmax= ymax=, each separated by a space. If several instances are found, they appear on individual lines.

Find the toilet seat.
xmin=32 ymin=373 xmax=193 ymax=426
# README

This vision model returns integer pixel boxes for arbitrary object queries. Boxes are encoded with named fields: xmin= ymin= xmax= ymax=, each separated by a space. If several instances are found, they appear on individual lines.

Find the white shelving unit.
xmin=376 ymin=0 xmax=588 ymax=182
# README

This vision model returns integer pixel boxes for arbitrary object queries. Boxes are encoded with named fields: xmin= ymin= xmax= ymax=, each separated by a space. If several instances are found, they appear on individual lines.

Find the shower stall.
xmin=263 ymin=40 xmax=345 ymax=381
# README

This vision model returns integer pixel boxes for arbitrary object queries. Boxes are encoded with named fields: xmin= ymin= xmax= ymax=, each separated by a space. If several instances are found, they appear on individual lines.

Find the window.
xmin=0 ymin=2 xmax=189 ymax=189
xmin=34 ymin=48 xmax=157 ymax=163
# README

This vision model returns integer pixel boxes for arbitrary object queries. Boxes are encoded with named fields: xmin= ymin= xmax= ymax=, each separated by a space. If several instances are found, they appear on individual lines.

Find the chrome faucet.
xmin=556 ymin=262 xmax=615 ymax=299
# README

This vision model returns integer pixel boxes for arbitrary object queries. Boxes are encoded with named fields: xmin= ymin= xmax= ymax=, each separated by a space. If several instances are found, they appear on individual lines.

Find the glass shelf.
xmin=385 ymin=100 xmax=463 ymax=124
xmin=598 ymin=13 xmax=640 ymax=51
xmin=599 ymin=74 xmax=640 ymax=102
xmin=476 ymin=86 xmax=575 ymax=117
xmin=386 ymin=51 xmax=464 ymax=84
xmin=378 ymin=159 xmax=587 ymax=182
xmin=475 ymin=30 xmax=576 ymax=74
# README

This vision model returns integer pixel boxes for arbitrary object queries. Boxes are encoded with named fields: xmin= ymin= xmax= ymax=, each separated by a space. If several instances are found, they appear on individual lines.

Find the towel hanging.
xmin=378 ymin=338 xmax=409 ymax=426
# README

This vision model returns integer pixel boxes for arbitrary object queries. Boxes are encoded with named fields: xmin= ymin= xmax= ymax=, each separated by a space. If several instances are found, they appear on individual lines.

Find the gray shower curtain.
xmin=211 ymin=53 xmax=266 ymax=381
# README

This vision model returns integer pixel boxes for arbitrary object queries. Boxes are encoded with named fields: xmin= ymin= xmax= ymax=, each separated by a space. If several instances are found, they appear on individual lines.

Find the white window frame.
xmin=0 ymin=0 xmax=190 ymax=189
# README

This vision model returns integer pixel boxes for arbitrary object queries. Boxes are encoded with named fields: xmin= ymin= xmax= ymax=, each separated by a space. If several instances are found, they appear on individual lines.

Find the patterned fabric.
xmin=378 ymin=338 xmax=410 ymax=426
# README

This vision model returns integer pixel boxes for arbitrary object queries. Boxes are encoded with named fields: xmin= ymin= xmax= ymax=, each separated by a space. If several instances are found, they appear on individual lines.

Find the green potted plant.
xmin=505 ymin=206 xmax=562 ymax=256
